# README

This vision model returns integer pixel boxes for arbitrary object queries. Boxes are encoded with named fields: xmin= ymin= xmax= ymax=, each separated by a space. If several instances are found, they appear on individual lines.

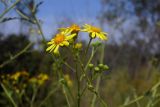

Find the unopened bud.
xmin=94 ymin=67 xmax=100 ymax=72
xmin=88 ymin=63 xmax=94 ymax=68
xmin=103 ymin=65 xmax=109 ymax=70
xmin=98 ymin=64 xmax=104 ymax=68
xmin=91 ymin=41 xmax=102 ymax=47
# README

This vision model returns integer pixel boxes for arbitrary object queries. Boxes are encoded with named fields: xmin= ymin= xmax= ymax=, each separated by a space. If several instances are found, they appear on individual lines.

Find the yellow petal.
xmin=61 ymin=30 xmax=70 ymax=35
xmin=99 ymin=33 xmax=107 ymax=40
xmin=62 ymin=41 xmax=69 ymax=46
xmin=102 ymin=32 xmax=108 ymax=35
xmin=66 ymin=34 xmax=76 ymax=40
xmin=47 ymin=41 xmax=54 ymax=45
xmin=54 ymin=45 xmax=59 ymax=54
xmin=46 ymin=44 xmax=56 ymax=52
xmin=49 ymin=45 xmax=56 ymax=52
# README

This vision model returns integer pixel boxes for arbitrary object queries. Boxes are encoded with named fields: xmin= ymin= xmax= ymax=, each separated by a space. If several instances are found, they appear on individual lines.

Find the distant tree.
xmin=99 ymin=0 xmax=160 ymax=77
xmin=0 ymin=34 xmax=53 ymax=74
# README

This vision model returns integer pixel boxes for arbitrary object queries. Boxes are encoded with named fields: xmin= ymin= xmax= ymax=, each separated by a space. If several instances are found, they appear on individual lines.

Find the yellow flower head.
xmin=37 ymin=73 xmax=49 ymax=85
xmin=64 ymin=74 xmax=73 ymax=87
xmin=10 ymin=71 xmax=29 ymax=80
xmin=82 ymin=24 xmax=108 ymax=40
xmin=59 ymin=24 xmax=80 ymax=34
xmin=74 ymin=42 xmax=82 ymax=49
xmin=37 ymin=73 xmax=49 ymax=81
xmin=29 ymin=73 xmax=49 ymax=85
xmin=46 ymin=32 xmax=76 ymax=54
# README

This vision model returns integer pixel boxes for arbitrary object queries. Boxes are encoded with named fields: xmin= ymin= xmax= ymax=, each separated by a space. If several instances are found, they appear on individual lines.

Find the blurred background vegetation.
xmin=0 ymin=0 xmax=160 ymax=107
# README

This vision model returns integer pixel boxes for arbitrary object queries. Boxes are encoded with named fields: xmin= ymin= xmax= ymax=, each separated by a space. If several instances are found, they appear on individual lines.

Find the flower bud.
xmin=88 ymin=63 xmax=94 ymax=68
xmin=94 ymin=67 xmax=100 ymax=72
xmin=98 ymin=63 xmax=104 ymax=68
xmin=103 ymin=65 xmax=109 ymax=70
xmin=91 ymin=41 xmax=102 ymax=47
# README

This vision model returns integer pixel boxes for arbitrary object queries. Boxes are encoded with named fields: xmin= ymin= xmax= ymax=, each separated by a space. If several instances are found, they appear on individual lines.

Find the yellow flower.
xmin=29 ymin=73 xmax=49 ymax=85
xmin=46 ymin=32 xmax=76 ymax=54
xmin=37 ymin=73 xmax=49 ymax=85
xmin=37 ymin=73 xmax=49 ymax=81
xmin=10 ymin=71 xmax=29 ymax=80
xmin=74 ymin=42 xmax=82 ymax=49
xmin=10 ymin=72 xmax=21 ymax=80
xmin=59 ymin=24 xmax=80 ymax=34
xmin=64 ymin=74 xmax=73 ymax=87
xmin=82 ymin=24 xmax=108 ymax=40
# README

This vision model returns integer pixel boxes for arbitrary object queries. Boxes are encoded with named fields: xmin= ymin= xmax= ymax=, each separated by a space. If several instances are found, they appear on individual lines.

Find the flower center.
xmin=54 ymin=34 xmax=65 ymax=44
xmin=91 ymin=26 xmax=101 ymax=32
xmin=70 ymin=24 xmax=80 ymax=31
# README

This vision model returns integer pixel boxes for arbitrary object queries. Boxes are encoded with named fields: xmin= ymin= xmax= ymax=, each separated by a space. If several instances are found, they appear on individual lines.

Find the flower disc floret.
xmin=54 ymin=34 xmax=65 ymax=44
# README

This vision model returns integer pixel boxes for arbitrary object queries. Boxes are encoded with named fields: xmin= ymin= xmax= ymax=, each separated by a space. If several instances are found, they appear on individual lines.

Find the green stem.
xmin=133 ymin=90 xmax=141 ymax=107
xmin=0 ymin=0 xmax=21 ymax=20
xmin=66 ymin=46 xmax=81 ymax=107
xmin=98 ymin=95 xmax=108 ymax=107
xmin=1 ymin=83 xmax=18 ymax=107
xmin=84 ymin=38 xmax=92 ymax=56
xmin=0 ymin=42 xmax=32 ymax=68
xmin=39 ymin=84 xmax=60 ymax=107
xmin=33 ymin=15 xmax=46 ymax=43
xmin=63 ymin=85 xmax=71 ymax=107
xmin=152 ymin=98 xmax=160 ymax=106
xmin=120 ymin=80 xmax=160 ymax=107
xmin=84 ymin=47 xmax=95 ymax=71
xmin=75 ymin=61 xmax=81 ymax=107
xmin=121 ymin=96 xmax=144 ymax=107
xmin=80 ymin=86 xmax=87 ymax=97
xmin=91 ymin=44 xmax=105 ymax=107
xmin=77 ymin=55 xmax=91 ymax=83
xmin=59 ymin=68 xmax=74 ymax=107
xmin=30 ymin=86 xmax=38 ymax=107
xmin=16 ymin=9 xmax=30 ymax=21
xmin=63 ymin=61 xmax=76 ymax=72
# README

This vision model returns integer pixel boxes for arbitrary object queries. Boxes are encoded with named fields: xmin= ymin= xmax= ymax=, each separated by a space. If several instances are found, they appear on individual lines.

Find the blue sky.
xmin=37 ymin=0 xmax=102 ymax=39
xmin=38 ymin=0 xmax=101 ymax=18
xmin=0 ymin=0 xmax=140 ymax=44
xmin=0 ymin=0 xmax=102 ymax=39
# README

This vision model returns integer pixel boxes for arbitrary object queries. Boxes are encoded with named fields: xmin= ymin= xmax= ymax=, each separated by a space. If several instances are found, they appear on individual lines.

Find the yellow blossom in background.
xmin=10 ymin=72 xmax=21 ymax=80
xmin=1 ymin=74 xmax=12 ymax=85
xmin=46 ymin=32 xmax=76 ymax=54
xmin=82 ymin=24 xmax=108 ymax=40
xmin=64 ymin=74 xmax=73 ymax=87
xmin=37 ymin=73 xmax=49 ymax=85
xmin=59 ymin=24 xmax=80 ymax=34
xmin=74 ymin=42 xmax=82 ymax=49
xmin=0 ymin=71 xmax=29 ymax=94
xmin=10 ymin=71 xmax=29 ymax=81
xmin=29 ymin=73 xmax=49 ymax=85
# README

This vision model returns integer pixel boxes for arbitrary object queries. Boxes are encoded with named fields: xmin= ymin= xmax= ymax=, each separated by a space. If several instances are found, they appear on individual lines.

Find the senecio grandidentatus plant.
xmin=0 ymin=71 xmax=49 ymax=107
xmin=46 ymin=24 xmax=109 ymax=107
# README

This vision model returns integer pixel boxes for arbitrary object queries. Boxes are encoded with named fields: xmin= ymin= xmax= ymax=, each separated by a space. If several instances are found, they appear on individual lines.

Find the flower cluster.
xmin=29 ymin=73 xmax=49 ymax=85
xmin=46 ymin=24 xmax=108 ymax=54
xmin=0 ymin=71 xmax=49 ymax=93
